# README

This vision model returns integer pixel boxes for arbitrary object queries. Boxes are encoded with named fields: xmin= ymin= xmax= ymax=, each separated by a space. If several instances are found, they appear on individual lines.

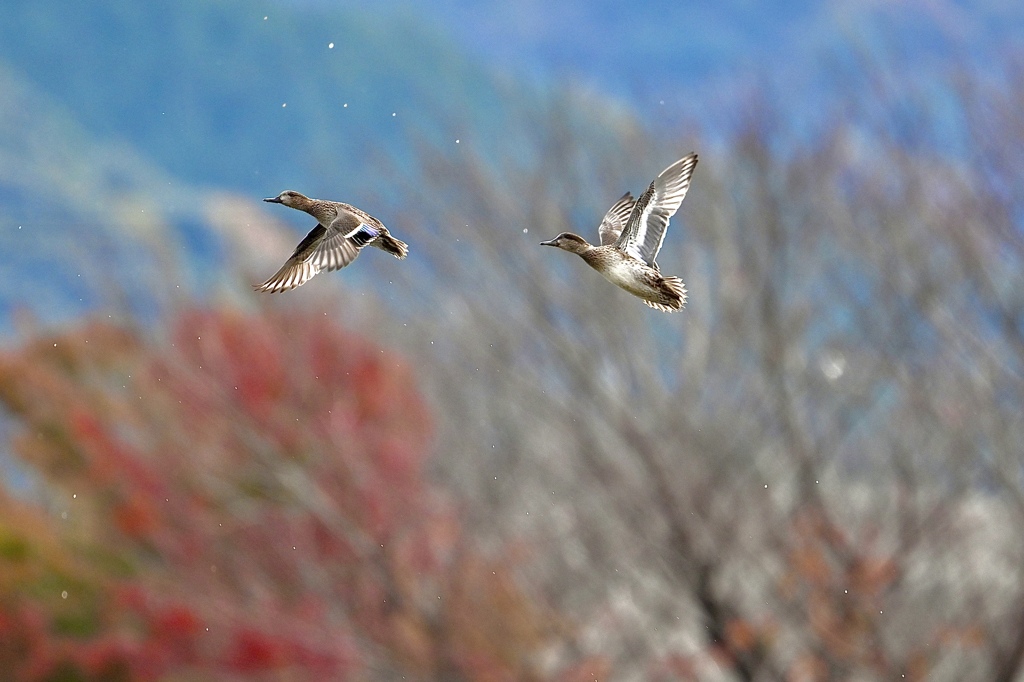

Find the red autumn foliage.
xmin=0 ymin=307 xmax=559 ymax=680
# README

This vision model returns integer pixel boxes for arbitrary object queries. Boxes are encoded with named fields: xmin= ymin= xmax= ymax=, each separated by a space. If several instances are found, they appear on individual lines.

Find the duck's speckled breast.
xmin=584 ymin=248 xmax=661 ymax=297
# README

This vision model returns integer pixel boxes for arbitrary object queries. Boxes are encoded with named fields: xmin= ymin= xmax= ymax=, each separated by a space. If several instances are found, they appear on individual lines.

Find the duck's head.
xmin=540 ymin=232 xmax=591 ymax=255
xmin=264 ymin=190 xmax=310 ymax=209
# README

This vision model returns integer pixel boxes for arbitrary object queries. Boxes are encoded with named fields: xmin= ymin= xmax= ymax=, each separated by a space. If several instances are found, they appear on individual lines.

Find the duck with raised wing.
xmin=541 ymin=153 xmax=698 ymax=312
xmin=255 ymin=190 xmax=408 ymax=293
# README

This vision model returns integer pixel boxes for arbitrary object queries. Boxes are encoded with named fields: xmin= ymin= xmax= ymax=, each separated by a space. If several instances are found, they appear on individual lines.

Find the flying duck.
xmin=255 ymin=190 xmax=408 ymax=293
xmin=540 ymin=153 xmax=697 ymax=311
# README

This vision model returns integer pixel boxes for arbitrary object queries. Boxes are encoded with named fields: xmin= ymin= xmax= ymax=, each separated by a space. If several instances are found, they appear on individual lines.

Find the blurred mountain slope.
xmin=0 ymin=62 xmax=301 ymax=329
xmin=0 ymin=0 xmax=504 ymax=194
xmin=301 ymin=0 xmax=1024 ymax=128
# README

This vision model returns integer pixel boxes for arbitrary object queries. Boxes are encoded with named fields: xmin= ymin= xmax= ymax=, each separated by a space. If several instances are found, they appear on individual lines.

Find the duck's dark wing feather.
xmin=615 ymin=153 xmax=698 ymax=267
xmin=253 ymin=223 xmax=327 ymax=293
xmin=598 ymin=191 xmax=636 ymax=246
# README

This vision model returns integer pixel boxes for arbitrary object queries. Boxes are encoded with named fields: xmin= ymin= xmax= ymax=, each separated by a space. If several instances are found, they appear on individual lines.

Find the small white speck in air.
xmin=282 ymin=103 xmax=287 ymax=108
xmin=455 ymin=139 xmax=460 ymax=144
xmin=764 ymin=484 xmax=768 ymax=489
xmin=660 ymin=100 xmax=665 ymax=105
xmin=73 ymin=494 xmax=76 ymax=499
xmin=343 ymin=103 xmax=348 ymax=107
xmin=53 ymin=343 xmax=57 ymax=347
xmin=328 ymin=42 xmax=334 ymax=49
xmin=61 ymin=591 xmax=68 ymax=599
xmin=523 ymin=228 xmax=528 ymax=233
xmin=263 ymin=16 xmax=268 ymax=20
xmin=292 ymin=546 xmax=296 ymax=550
xmin=392 ymin=112 xmax=396 ymax=117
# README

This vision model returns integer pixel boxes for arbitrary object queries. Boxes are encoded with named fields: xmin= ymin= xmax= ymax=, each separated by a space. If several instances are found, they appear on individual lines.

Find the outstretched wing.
xmin=309 ymin=211 xmax=368 ymax=272
xmin=254 ymin=211 xmax=378 ymax=293
xmin=253 ymin=223 xmax=327 ymax=293
xmin=615 ymin=153 xmax=698 ymax=267
xmin=597 ymin=191 xmax=636 ymax=245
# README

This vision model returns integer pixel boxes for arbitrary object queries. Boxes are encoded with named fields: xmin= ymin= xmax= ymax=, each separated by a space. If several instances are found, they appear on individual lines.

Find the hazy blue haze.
xmin=3 ymin=0 xmax=1017 ymax=196
xmin=0 ymin=0 xmax=1019 ymax=328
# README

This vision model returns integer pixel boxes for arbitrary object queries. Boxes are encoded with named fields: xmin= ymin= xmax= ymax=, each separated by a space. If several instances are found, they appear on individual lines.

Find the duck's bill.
xmin=263 ymin=196 xmax=283 ymax=203
xmin=539 ymin=238 xmax=558 ymax=246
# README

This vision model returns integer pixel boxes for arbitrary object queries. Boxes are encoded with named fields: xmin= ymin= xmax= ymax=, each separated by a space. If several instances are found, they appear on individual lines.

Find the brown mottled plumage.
xmin=541 ymin=153 xmax=697 ymax=311
xmin=255 ymin=190 xmax=408 ymax=293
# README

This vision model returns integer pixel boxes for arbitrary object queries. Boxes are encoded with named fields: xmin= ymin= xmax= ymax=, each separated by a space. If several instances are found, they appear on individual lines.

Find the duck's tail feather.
xmin=644 ymin=276 xmax=686 ymax=312
xmin=377 ymin=234 xmax=408 ymax=259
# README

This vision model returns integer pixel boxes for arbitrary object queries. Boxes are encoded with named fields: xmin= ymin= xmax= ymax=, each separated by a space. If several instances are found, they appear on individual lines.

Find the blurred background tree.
xmin=384 ymin=74 xmax=1024 ymax=679
xmin=0 ymin=309 xmax=569 ymax=680
xmin=0 ymin=0 xmax=1023 ymax=680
